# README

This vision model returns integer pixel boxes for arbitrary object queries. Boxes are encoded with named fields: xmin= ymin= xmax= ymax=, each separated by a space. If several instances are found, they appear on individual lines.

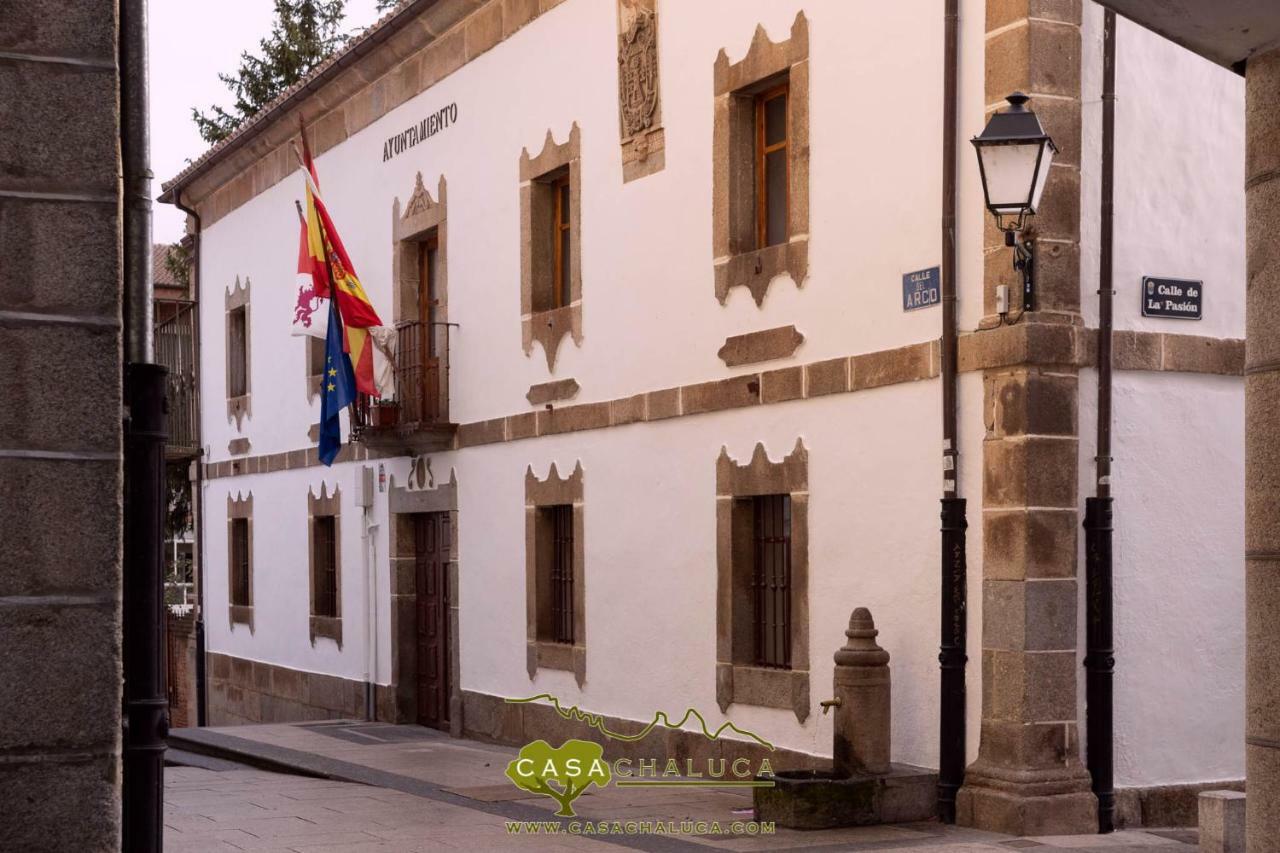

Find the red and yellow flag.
xmin=299 ymin=132 xmax=383 ymax=397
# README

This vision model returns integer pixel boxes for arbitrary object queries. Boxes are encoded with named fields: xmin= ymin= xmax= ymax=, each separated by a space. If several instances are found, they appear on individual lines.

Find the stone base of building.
xmin=207 ymin=652 xmax=370 ymax=725
xmin=957 ymin=760 xmax=1097 ymax=836
xmin=1115 ymin=780 xmax=1246 ymax=829
xmin=460 ymin=689 xmax=825 ymax=771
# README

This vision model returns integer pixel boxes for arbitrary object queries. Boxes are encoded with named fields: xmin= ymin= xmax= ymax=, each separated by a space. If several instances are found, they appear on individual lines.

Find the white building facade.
xmin=162 ymin=0 xmax=1246 ymax=834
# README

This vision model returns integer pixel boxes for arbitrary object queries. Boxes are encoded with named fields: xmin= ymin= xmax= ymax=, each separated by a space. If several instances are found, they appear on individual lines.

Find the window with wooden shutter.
xmin=754 ymin=83 xmax=789 ymax=249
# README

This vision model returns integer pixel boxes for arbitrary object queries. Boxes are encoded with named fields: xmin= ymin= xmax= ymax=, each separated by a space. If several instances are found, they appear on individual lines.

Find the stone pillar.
xmin=956 ymin=0 xmax=1096 ymax=835
xmin=0 ymin=0 xmax=123 ymax=848
xmin=1245 ymin=46 xmax=1280 ymax=853
xmin=831 ymin=608 xmax=891 ymax=777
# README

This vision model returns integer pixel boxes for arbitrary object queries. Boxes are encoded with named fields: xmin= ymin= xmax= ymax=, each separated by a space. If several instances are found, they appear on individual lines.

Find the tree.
xmin=375 ymin=0 xmax=400 ymax=11
xmin=192 ymin=0 xmax=349 ymax=145
xmin=505 ymin=740 xmax=611 ymax=817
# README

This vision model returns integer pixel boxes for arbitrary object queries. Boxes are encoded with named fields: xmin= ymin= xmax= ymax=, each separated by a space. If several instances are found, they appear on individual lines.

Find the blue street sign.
xmin=903 ymin=266 xmax=941 ymax=311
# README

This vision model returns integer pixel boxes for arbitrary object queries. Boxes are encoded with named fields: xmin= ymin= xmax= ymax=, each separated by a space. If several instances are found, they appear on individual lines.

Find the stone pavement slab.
xmin=167 ymin=723 xmax=1200 ymax=852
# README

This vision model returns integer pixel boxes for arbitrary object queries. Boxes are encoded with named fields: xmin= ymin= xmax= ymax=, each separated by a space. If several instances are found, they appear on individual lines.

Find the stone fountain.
xmin=754 ymin=608 xmax=938 ymax=828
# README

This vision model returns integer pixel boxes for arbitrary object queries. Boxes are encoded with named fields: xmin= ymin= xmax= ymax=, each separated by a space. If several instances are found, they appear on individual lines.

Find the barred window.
xmin=751 ymin=494 xmax=791 ymax=669
xmin=538 ymin=504 xmax=575 ymax=645
xmin=228 ymin=305 xmax=248 ymax=397
xmin=230 ymin=517 xmax=250 ymax=607
xmin=312 ymin=515 xmax=338 ymax=618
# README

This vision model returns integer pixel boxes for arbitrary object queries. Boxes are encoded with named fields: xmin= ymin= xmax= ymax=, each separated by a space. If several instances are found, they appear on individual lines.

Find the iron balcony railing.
xmin=155 ymin=299 xmax=200 ymax=457
xmin=351 ymin=320 xmax=451 ymax=435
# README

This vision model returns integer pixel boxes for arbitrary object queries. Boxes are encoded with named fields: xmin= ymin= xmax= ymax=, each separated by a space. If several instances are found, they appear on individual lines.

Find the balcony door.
xmin=405 ymin=237 xmax=440 ymax=423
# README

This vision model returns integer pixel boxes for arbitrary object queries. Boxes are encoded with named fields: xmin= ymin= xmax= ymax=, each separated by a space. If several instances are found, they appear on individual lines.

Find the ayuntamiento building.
xmin=160 ymin=0 xmax=1248 ymax=835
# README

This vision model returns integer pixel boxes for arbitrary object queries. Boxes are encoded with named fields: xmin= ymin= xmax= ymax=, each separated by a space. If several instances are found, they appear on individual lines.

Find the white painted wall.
xmin=192 ymin=0 xmax=1245 ymax=783
xmin=204 ymin=461 xmax=390 ymax=684
xmin=1077 ymin=4 xmax=1246 ymax=786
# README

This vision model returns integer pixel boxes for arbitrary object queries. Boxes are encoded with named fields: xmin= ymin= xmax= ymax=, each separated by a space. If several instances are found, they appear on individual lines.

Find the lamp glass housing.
xmin=971 ymin=93 xmax=1058 ymax=232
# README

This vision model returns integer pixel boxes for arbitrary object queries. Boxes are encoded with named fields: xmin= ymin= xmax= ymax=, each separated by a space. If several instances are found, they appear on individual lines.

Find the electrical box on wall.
xmin=356 ymin=466 xmax=375 ymax=509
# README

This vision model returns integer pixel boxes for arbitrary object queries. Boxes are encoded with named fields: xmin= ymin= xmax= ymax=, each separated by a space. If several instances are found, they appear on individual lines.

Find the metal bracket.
xmin=1007 ymin=231 xmax=1035 ymax=312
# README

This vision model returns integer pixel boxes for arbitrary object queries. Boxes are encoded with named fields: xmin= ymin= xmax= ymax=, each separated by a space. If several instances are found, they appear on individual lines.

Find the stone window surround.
xmin=386 ymin=460 xmax=462 ymax=735
xmin=525 ymin=461 xmax=586 ymax=687
xmin=225 ymin=276 xmax=252 ymax=428
xmin=227 ymin=491 xmax=254 ymax=632
xmin=308 ymin=483 xmax=342 ymax=647
xmin=716 ymin=439 xmax=810 ymax=723
xmin=712 ymin=12 xmax=810 ymax=306
xmin=392 ymin=172 xmax=451 ymax=421
xmin=520 ymin=125 xmax=583 ymax=372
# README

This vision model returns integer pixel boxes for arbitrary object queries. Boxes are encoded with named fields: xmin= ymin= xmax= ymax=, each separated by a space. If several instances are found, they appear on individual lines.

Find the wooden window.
xmin=538 ymin=504 xmax=575 ymax=645
xmin=529 ymin=166 xmax=573 ymax=315
xmin=754 ymin=83 xmax=789 ymax=249
xmin=751 ymin=494 xmax=791 ymax=668
xmin=551 ymin=174 xmax=571 ymax=309
xmin=312 ymin=515 xmax=338 ymax=618
xmin=228 ymin=305 xmax=248 ymax=398
xmin=230 ymin=517 xmax=250 ymax=607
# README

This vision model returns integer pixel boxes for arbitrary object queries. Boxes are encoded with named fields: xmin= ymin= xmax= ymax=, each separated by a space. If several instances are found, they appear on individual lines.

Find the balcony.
xmin=155 ymin=299 xmax=200 ymax=460
xmin=351 ymin=320 xmax=456 ymax=454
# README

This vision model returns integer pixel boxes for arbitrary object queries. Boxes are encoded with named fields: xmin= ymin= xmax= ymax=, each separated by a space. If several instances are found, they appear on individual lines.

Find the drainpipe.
xmin=1084 ymin=7 xmax=1117 ymax=835
xmin=172 ymin=189 xmax=207 ymax=728
xmin=120 ymin=0 xmax=168 ymax=847
xmin=937 ymin=0 xmax=968 ymax=825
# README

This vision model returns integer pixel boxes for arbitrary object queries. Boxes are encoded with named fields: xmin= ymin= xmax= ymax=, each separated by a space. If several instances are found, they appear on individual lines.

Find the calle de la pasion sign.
xmin=1142 ymin=276 xmax=1202 ymax=320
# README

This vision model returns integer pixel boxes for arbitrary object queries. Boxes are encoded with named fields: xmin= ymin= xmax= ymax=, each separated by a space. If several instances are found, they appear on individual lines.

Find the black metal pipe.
xmin=171 ymin=189 xmax=207 ymax=728
xmin=121 ymin=0 xmax=167 ymax=845
xmin=123 ymin=363 xmax=170 ymax=853
xmin=1086 ymin=8 xmax=1118 ymax=836
xmin=938 ymin=497 xmax=968 ymax=822
xmin=937 ymin=0 xmax=968 ymax=824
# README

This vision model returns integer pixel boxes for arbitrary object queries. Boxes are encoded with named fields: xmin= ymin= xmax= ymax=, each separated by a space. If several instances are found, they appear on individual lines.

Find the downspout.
xmin=937 ymin=0 xmax=968 ymax=825
xmin=121 ymin=0 xmax=168 ymax=847
xmin=172 ymin=188 xmax=207 ymax=728
xmin=1084 ymin=7 xmax=1117 ymax=835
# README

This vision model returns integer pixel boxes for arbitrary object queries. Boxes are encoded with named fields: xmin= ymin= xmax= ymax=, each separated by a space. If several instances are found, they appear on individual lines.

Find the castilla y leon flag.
xmin=290 ymin=203 xmax=330 ymax=339
xmin=299 ymin=130 xmax=386 ymax=397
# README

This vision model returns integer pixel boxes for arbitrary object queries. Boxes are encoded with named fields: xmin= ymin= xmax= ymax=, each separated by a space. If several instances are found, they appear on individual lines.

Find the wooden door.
xmin=414 ymin=512 xmax=450 ymax=729
xmin=415 ymin=239 xmax=441 ymax=422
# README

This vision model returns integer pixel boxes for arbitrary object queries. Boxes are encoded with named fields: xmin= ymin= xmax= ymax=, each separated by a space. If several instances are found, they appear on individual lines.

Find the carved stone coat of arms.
xmin=617 ymin=8 xmax=659 ymax=139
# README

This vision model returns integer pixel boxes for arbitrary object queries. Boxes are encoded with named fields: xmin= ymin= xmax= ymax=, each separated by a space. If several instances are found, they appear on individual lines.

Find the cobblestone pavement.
xmin=165 ymin=722 xmax=1199 ymax=852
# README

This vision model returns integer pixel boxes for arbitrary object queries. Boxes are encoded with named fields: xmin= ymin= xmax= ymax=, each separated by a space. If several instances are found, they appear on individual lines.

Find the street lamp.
xmin=972 ymin=92 xmax=1057 ymax=313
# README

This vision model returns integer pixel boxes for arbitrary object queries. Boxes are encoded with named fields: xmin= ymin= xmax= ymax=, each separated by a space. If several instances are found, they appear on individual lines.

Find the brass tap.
xmin=819 ymin=697 xmax=842 ymax=715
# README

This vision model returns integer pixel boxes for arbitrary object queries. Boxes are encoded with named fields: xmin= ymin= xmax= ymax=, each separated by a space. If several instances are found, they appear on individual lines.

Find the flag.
xmin=299 ymin=132 xmax=386 ymax=397
xmin=290 ymin=211 xmax=330 ymax=339
xmin=318 ymin=295 xmax=357 ymax=466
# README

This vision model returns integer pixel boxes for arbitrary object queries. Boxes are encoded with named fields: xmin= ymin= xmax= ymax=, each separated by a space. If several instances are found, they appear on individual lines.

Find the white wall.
xmin=205 ymin=461 xmax=390 ymax=684
xmin=1078 ymin=4 xmax=1246 ymax=786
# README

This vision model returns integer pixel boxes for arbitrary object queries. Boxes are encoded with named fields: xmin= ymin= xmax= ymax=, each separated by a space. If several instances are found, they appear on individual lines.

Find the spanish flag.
xmin=299 ymin=133 xmax=384 ymax=398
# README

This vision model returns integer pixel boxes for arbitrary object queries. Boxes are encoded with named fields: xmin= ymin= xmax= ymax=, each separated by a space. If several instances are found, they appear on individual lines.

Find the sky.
xmin=149 ymin=0 xmax=384 ymax=244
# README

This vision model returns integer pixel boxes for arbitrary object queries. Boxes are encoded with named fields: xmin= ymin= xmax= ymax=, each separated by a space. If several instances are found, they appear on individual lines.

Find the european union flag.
xmin=318 ymin=295 xmax=356 ymax=466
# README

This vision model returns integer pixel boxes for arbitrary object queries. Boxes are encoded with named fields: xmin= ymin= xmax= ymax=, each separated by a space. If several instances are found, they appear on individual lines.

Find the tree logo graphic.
xmin=504 ymin=739 xmax=612 ymax=816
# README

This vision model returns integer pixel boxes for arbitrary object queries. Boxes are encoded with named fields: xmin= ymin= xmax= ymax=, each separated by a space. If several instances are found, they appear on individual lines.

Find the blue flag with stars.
xmin=319 ymin=294 xmax=356 ymax=466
